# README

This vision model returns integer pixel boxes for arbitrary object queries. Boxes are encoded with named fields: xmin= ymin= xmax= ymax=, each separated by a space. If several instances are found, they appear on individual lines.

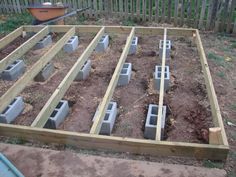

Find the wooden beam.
xmin=0 ymin=26 xmax=49 ymax=72
xmin=195 ymin=30 xmax=228 ymax=146
xmin=156 ymin=28 xmax=167 ymax=141
xmin=0 ymin=123 xmax=229 ymax=160
xmin=209 ymin=127 xmax=223 ymax=145
xmin=31 ymin=27 xmax=105 ymax=128
xmin=22 ymin=25 xmax=195 ymax=37
xmin=0 ymin=27 xmax=23 ymax=50
xmin=90 ymin=27 xmax=135 ymax=134
xmin=0 ymin=27 xmax=75 ymax=114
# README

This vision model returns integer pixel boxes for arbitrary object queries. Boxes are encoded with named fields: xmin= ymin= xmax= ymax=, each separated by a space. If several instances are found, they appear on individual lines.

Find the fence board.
xmin=174 ymin=0 xmax=178 ymax=26
xmin=0 ymin=0 xmax=235 ymax=34
xmin=199 ymin=0 xmax=206 ymax=29
xmin=155 ymin=0 xmax=159 ymax=22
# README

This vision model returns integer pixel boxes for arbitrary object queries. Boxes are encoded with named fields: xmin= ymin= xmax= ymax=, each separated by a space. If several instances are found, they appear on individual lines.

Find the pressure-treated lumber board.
xmin=31 ymin=27 xmax=105 ymax=128
xmin=0 ymin=27 xmax=75 ymax=114
xmin=90 ymin=27 xmax=135 ymax=134
xmin=195 ymin=30 xmax=228 ymax=146
xmin=0 ymin=123 xmax=229 ymax=160
xmin=209 ymin=127 xmax=223 ymax=145
xmin=22 ymin=25 xmax=195 ymax=37
xmin=0 ymin=27 xmax=23 ymax=50
xmin=0 ymin=26 xmax=49 ymax=72
xmin=156 ymin=28 xmax=167 ymax=141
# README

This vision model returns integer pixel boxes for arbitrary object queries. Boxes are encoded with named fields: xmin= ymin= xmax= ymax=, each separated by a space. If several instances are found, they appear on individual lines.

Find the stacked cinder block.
xmin=154 ymin=65 xmax=170 ymax=91
xmin=118 ymin=63 xmax=132 ymax=86
xmin=0 ymin=97 xmax=24 ymax=123
xmin=35 ymin=35 xmax=52 ymax=49
xmin=44 ymin=100 xmax=69 ymax=129
xmin=93 ymin=102 xmax=117 ymax=135
xmin=63 ymin=36 xmax=79 ymax=53
xmin=129 ymin=36 xmax=138 ymax=55
xmin=75 ymin=60 xmax=91 ymax=81
xmin=159 ymin=40 xmax=171 ymax=59
xmin=34 ymin=62 xmax=54 ymax=82
xmin=1 ymin=60 xmax=26 ymax=81
xmin=144 ymin=104 xmax=167 ymax=140
xmin=95 ymin=35 xmax=109 ymax=52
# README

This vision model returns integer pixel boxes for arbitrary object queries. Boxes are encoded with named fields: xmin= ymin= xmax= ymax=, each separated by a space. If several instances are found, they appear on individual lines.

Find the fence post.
xmin=199 ymin=0 xmax=206 ymax=29
xmin=206 ymin=0 xmax=213 ymax=30
xmin=155 ymin=0 xmax=159 ymax=22
xmin=226 ymin=0 xmax=235 ymax=33
xmin=167 ymin=0 xmax=171 ymax=23
xmin=180 ymin=0 xmax=185 ymax=27
xmin=161 ymin=0 xmax=165 ymax=22
xmin=174 ymin=0 xmax=179 ymax=26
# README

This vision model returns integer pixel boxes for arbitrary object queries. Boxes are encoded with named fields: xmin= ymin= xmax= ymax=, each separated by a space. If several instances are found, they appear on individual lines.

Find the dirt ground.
xmin=0 ymin=18 xmax=236 ymax=176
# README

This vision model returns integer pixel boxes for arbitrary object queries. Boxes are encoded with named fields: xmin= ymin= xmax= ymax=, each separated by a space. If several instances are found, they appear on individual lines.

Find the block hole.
xmin=56 ymin=101 xmax=63 ymax=109
xmin=149 ymin=115 xmax=157 ymax=125
xmin=50 ymin=110 xmax=58 ymax=118
xmin=13 ymin=60 xmax=19 ymax=65
xmin=123 ymin=63 xmax=129 ymax=69
xmin=121 ymin=68 xmax=127 ymax=74
xmin=6 ymin=65 xmax=12 ymax=70
xmin=151 ymin=106 xmax=158 ymax=114
xmin=10 ymin=98 xmax=16 ymax=105
xmin=104 ymin=113 xmax=110 ymax=121
xmin=68 ymin=40 xmax=72 ymax=43
xmin=1 ymin=106 xmax=10 ymax=114
xmin=107 ymin=103 xmax=113 ymax=110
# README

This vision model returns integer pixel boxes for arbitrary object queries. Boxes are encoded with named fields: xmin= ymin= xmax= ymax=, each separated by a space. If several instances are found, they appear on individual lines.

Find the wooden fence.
xmin=0 ymin=0 xmax=236 ymax=33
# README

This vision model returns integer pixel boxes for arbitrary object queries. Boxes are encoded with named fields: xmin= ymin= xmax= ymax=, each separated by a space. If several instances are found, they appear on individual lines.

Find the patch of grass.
xmin=0 ymin=12 xmax=33 ymax=34
xmin=228 ymin=171 xmax=236 ymax=177
xmin=202 ymin=160 xmax=224 ymax=169
xmin=216 ymin=71 xmax=226 ymax=79
xmin=230 ymin=103 xmax=236 ymax=111
xmin=6 ymin=137 xmax=26 ymax=145
xmin=231 ymin=42 xmax=236 ymax=49
xmin=122 ymin=18 xmax=136 ymax=26
xmin=207 ymin=52 xmax=230 ymax=68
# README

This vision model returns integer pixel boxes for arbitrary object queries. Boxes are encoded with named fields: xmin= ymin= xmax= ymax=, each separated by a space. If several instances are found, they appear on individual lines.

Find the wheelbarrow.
xmin=27 ymin=3 xmax=90 ymax=25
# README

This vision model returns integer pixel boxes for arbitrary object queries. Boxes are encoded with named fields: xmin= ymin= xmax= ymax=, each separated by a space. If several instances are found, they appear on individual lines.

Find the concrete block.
xmin=0 ymin=97 xmax=24 ymax=124
xmin=75 ymin=60 xmax=91 ymax=81
xmin=144 ymin=104 xmax=166 ymax=140
xmin=159 ymin=40 xmax=171 ymax=58
xmin=129 ymin=36 xmax=138 ymax=55
xmin=154 ymin=65 xmax=170 ymax=91
xmin=1 ymin=60 xmax=26 ymax=81
xmin=93 ymin=102 xmax=117 ymax=135
xmin=63 ymin=36 xmax=79 ymax=53
xmin=118 ymin=63 xmax=132 ymax=86
xmin=44 ymin=100 xmax=69 ymax=129
xmin=35 ymin=35 xmax=52 ymax=49
xmin=95 ymin=35 xmax=109 ymax=52
xmin=34 ymin=62 xmax=54 ymax=82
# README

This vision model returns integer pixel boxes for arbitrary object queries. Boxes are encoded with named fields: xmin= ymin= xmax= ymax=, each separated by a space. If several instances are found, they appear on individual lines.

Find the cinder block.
xmin=159 ymin=40 xmax=171 ymax=58
xmin=1 ymin=60 xmax=26 ymax=81
xmin=129 ymin=36 xmax=138 ymax=55
xmin=154 ymin=65 xmax=170 ymax=91
xmin=34 ymin=62 xmax=54 ymax=82
xmin=0 ymin=97 xmax=24 ymax=124
xmin=118 ymin=63 xmax=132 ymax=86
xmin=35 ymin=35 xmax=52 ymax=49
xmin=93 ymin=102 xmax=117 ymax=135
xmin=144 ymin=104 xmax=166 ymax=140
xmin=75 ymin=60 xmax=91 ymax=81
xmin=63 ymin=36 xmax=79 ymax=53
xmin=95 ymin=35 xmax=109 ymax=52
xmin=44 ymin=100 xmax=69 ymax=129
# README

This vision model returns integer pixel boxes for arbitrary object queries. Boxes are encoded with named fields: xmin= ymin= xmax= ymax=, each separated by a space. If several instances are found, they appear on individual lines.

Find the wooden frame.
xmin=0 ymin=25 xmax=229 ymax=160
